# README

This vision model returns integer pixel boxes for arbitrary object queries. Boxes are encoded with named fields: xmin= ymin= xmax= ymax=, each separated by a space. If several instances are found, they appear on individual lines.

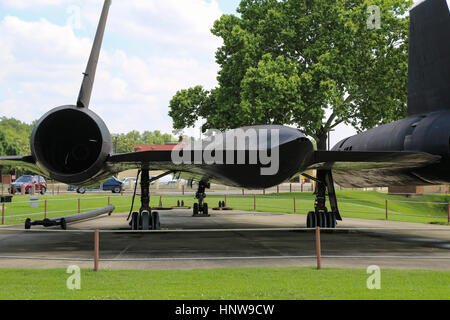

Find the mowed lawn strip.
xmin=1 ymin=191 xmax=449 ymax=226
xmin=0 ymin=267 xmax=448 ymax=300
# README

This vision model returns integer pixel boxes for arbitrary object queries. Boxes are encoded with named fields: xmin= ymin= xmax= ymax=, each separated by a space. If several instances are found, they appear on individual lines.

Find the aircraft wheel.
xmin=131 ymin=212 xmax=139 ymax=230
xmin=25 ymin=218 xmax=31 ymax=230
xmin=329 ymin=213 xmax=337 ymax=229
xmin=78 ymin=188 xmax=86 ymax=195
xmin=60 ymin=218 xmax=67 ymax=230
xmin=320 ymin=212 xmax=328 ymax=228
xmin=141 ymin=211 xmax=150 ymax=231
xmin=193 ymin=203 xmax=199 ymax=215
xmin=152 ymin=212 xmax=161 ymax=230
xmin=307 ymin=212 xmax=316 ymax=228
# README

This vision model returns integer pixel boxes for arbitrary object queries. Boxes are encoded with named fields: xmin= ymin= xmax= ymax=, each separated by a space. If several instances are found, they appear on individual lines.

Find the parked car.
xmin=68 ymin=177 xmax=124 ymax=194
xmin=10 ymin=175 xmax=47 ymax=195
xmin=121 ymin=177 xmax=137 ymax=190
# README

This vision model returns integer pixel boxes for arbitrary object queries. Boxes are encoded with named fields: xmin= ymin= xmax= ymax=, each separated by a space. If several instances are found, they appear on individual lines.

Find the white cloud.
xmin=0 ymin=0 xmax=222 ymax=136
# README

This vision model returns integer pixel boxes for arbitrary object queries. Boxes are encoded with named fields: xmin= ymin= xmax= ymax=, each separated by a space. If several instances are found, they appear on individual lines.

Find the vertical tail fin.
xmin=77 ymin=0 xmax=112 ymax=109
xmin=408 ymin=0 xmax=450 ymax=116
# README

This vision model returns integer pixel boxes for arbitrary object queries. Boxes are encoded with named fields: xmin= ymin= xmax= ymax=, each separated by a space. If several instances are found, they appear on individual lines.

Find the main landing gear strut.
xmin=193 ymin=181 xmax=210 ymax=216
xmin=303 ymin=170 xmax=342 ymax=229
xmin=128 ymin=169 xmax=174 ymax=230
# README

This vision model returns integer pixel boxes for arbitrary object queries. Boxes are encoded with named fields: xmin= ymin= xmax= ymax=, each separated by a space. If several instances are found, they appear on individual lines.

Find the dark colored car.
xmin=10 ymin=175 xmax=47 ymax=195
xmin=68 ymin=177 xmax=124 ymax=194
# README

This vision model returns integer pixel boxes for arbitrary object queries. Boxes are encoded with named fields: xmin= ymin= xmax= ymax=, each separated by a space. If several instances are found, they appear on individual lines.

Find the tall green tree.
xmin=169 ymin=0 xmax=411 ymax=150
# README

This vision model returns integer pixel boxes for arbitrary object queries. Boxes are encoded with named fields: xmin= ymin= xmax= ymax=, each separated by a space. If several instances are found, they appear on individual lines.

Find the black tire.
xmin=40 ymin=187 xmax=47 ymax=195
xmin=25 ymin=218 xmax=31 ymax=230
xmin=307 ymin=212 xmax=316 ymax=228
xmin=203 ymin=203 xmax=209 ymax=216
xmin=141 ymin=211 xmax=150 ymax=231
xmin=316 ymin=212 xmax=323 ymax=228
xmin=329 ymin=213 xmax=337 ymax=229
xmin=60 ymin=218 xmax=67 ymax=230
xmin=77 ymin=188 xmax=86 ymax=195
xmin=131 ymin=212 xmax=139 ymax=230
xmin=113 ymin=187 xmax=121 ymax=194
xmin=320 ymin=212 xmax=327 ymax=228
xmin=152 ymin=212 xmax=161 ymax=230
xmin=193 ymin=203 xmax=199 ymax=215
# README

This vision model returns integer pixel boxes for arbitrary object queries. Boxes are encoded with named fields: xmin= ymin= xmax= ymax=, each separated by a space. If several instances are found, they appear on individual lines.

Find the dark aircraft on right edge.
xmin=1 ymin=0 xmax=449 ymax=230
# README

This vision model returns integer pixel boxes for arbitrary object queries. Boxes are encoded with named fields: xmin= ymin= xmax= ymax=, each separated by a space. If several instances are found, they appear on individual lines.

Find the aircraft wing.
xmin=0 ymin=156 xmax=44 ymax=174
xmin=307 ymin=151 xmax=441 ymax=170
xmin=307 ymin=151 xmax=442 ymax=188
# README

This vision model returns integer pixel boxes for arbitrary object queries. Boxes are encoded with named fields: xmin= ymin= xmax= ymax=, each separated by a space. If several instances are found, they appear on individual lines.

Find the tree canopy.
xmin=111 ymin=130 xmax=179 ymax=154
xmin=169 ymin=0 xmax=412 ymax=149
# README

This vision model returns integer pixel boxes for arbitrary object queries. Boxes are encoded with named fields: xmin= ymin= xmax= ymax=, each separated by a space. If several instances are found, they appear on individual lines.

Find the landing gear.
xmin=128 ymin=168 xmax=169 ymax=231
xmin=193 ymin=181 xmax=210 ymax=217
xmin=304 ymin=170 xmax=342 ymax=229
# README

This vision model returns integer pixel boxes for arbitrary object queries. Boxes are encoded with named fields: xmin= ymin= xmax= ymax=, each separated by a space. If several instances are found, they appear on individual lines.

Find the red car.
xmin=10 ymin=175 xmax=47 ymax=195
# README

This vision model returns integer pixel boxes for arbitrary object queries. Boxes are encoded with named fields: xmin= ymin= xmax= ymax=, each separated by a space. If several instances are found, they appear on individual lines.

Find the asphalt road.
xmin=0 ymin=209 xmax=449 ymax=270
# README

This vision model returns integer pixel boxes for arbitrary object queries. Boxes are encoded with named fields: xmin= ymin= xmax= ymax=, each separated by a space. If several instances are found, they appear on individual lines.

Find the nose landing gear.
xmin=193 ymin=181 xmax=210 ymax=217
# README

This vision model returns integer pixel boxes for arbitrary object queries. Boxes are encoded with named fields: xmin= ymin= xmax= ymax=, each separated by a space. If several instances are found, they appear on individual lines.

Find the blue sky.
xmin=0 ymin=0 xmax=447 ymax=146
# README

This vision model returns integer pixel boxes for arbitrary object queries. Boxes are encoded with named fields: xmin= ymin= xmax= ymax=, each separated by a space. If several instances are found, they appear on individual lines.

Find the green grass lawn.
xmin=1 ymin=191 xmax=449 ymax=226
xmin=0 ymin=267 xmax=448 ymax=300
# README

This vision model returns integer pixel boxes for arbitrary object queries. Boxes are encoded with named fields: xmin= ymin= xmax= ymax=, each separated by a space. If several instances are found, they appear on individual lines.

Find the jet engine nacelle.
xmin=30 ymin=105 xmax=114 ymax=186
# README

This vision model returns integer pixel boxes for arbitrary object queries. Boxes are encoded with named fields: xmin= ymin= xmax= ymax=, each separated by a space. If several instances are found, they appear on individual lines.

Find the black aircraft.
xmin=1 ymin=0 xmax=449 ymax=229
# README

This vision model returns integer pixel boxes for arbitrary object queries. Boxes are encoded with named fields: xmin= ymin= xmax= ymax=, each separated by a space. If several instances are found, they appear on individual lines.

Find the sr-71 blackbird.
xmin=1 ymin=0 xmax=449 ymax=229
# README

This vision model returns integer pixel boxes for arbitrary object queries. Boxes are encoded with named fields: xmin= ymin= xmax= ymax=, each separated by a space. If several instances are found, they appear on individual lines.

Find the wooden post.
xmin=277 ymin=185 xmax=280 ymax=194
xmin=224 ymin=195 xmax=227 ymax=207
xmin=290 ymin=184 xmax=292 ymax=193
xmin=1 ymin=203 xmax=4 ymax=225
xmin=57 ymin=185 xmax=60 ymax=195
xmin=385 ymin=200 xmax=389 ymax=220
xmin=94 ymin=229 xmax=100 ymax=272
xmin=52 ymin=181 xmax=55 ymax=196
xmin=108 ymin=196 xmax=111 ymax=206
xmin=316 ymin=227 xmax=322 ymax=270
xmin=78 ymin=198 xmax=81 ymax=214
xmin=182 ymin=185 xmax=185 ymax=196
xmin=242 ymin=189 xmax=245 ymax=196
xmin=159 ymin=196 xmax=163 ymax=207
xmin=44 ymin=200 xmax=47 ymax=220
xmin=301 ymin=183 xmax=304 ymax=193
xmin=448 ymin=203 xmax=450 ymax=223
xmin=253 ymin=195 xmax=256 ymax=211
xmin=263 ymin=189 xmax=266 ymax=195
xmin=121 ymin=185 xmax=124 ymax=196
